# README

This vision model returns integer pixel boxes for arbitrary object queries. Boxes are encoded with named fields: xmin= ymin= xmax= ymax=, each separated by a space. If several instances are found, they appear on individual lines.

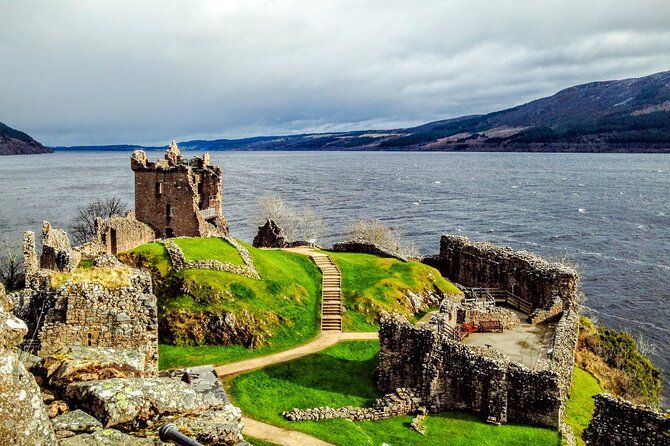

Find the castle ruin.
xmin=375 ymin=235 xmax=581 ymax=434
xmin=131 ymin=141 xmax=228 ymax=238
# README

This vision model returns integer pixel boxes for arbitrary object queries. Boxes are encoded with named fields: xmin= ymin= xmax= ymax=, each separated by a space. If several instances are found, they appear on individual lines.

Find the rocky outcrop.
xmin=253 ymin=219 xmax=288 ymax=248
xmin=582 ymin=393 xmax=670 ymax=445
xmin=159 ymin=309 xmax=275 ymax=348
xmin=40 ymin=221 xmax=81 ymax=273
xmin=332 ymin=240 xmax=408 ymax=261
xmin=0 ymin=284 xmax=58 ymax=445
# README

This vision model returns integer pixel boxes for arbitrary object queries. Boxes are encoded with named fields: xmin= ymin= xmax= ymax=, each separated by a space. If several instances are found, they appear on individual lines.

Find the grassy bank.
xmin=123 ymin=239 xmax=322 ymax=369
xmin=565 ymin=367 xmax=603 ymax=446
xmin=325 ymin=251 xmax=461 ymax=331
xmin=227 ymin=341 xmax=560 ymax=446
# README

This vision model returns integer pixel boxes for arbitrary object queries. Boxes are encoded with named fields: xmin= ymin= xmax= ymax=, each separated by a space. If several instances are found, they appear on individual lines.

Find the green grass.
xmin=120 ymin=242 xmax=172 ymax=277
xmin=565 ymin=367 xmax=603 ymax=446
xmin=129 ymin=240 xmax=322 ymax=369
xmin=173 ymin=237 xmax=245 ymax=265
xmin=325 ymin=251 xmax=462 ymax=331
xmin=228 ymin=341 xmax=560 ymax=446
xmin=245 ymin=437 xmax=280 ymax=446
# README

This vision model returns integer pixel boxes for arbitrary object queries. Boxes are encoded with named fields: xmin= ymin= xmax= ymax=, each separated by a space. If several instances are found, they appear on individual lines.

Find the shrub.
xmin=255 ymin=194 xmax=327 ymax=243
xmin=576 ymin=316 xmax=662 ymax=405
xmin=345 ymin=219 xmax=419 ymax=258
xmin=71 ymin=197 xmax=127 ymax=245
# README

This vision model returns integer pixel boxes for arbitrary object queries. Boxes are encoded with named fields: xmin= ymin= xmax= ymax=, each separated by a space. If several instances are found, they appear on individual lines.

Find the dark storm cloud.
xmin=1 ymin=0 xmax=669 ymax=145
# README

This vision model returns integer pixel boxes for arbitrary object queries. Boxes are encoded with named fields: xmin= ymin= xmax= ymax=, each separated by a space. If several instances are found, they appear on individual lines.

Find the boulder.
xmin=41 ymin=346 xmax=146 ymax=387
xmin=52 ymin=409 xmax=103 ymax=437
xmin=252 ymin=219 xmax=288 ymax=248
xmin=163 ymin=365 xmax=230 ymax=406
xmin=170 ymin=407 xmax=246 ymax=445
xmin=66 ymin=377 xmax=220 ymax=427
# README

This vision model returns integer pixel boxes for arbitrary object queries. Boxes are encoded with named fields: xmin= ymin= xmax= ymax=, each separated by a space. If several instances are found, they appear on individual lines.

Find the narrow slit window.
xmin=155 ymin=182 xmax=162 ymax=195
xmin=166 ymin=203 xmax=173 ymax=218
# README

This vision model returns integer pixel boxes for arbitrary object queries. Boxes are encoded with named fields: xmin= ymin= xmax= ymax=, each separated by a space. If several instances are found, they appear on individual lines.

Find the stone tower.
xmin=131 ymin=142 xmax=228 ymax=238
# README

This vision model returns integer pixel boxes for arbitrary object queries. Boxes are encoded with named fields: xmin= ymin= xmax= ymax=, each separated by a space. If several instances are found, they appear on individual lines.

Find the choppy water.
xmin=1 ymin=150 xmax=669 ymax=397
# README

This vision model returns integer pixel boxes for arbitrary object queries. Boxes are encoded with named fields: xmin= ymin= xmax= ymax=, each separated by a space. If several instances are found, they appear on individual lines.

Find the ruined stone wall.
xmin=95 ymin=211 xmax=155 ymax=254
xmin=433 ymin=235 xmax=579 ymax=314
xmin=23 ymin=270 xmax=158 ymax=376
xmin=40 ymin=221 xmax=81 ymax=272
xmin=376 ymin=314 xmax=567 ymax=428
xmin=583 ymin=394 xmax=670 ymax=445
xmin=0 ymin=284 xmax=58 ymax=445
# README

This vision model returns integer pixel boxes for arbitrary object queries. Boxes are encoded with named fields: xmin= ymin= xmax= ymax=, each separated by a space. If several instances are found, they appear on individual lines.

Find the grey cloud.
xmin=0 ymin=0 xmax=669 ymax=145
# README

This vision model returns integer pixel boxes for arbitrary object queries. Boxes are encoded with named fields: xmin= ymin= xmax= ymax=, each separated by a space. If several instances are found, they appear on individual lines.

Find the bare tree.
xmin=346 ymin=219 xmax=419 ymax=258
xmin=297 ymin=207 xmax=327 ymax=242
xmin=0 ymin=239 xmax=24 ymax=291
xmin=255 ymin=195 xmax=329 ymax=243
xmin=635 ymin=333 xmax=657 ymax=357
xmin=71 ymin=197 xmax=127 ymax=245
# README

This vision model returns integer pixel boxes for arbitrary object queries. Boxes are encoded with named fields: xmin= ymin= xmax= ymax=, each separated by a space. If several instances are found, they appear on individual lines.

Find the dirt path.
xmin=242 ymin=417 xmax=334 ymax=446
xmin=217 ymin=248 xmax=377 ymax=445
xmin=214 ymin=331 xmax=377 ymax=377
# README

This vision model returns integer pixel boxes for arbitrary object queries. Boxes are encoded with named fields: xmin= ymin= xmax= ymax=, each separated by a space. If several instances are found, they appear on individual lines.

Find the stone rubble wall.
xmin=17 ymin=269 xmax=159 ymax=376
xmin=0 ymin=283 xmax=58 ymax=445
xmin=432 ymin=235 xmax=579 ymax=314
xmin=582 ymin=393 xmax=670 ymax=445
xmin=162 ymin=236 xmax=260 ymax=279
xmin=375 ymin=313 xmax=569 ymax=429
xmin=283 ymin=388 xmax=422 ymax=422
xmin=331 ymin=240 xmax=408 ymax=261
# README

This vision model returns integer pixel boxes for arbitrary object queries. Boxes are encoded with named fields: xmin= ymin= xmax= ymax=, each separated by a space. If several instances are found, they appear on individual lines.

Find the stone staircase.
xmin=311 ymin=253 xmax=342 ymax=332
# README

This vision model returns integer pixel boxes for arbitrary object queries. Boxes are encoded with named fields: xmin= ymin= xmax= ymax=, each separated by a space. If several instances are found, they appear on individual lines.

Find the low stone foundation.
xmin=582 ymin=393 xmax=670 ymax=445
xmin=162 ymin=237 xmax=260 ymax=279
xmin=283 ymin=388 xmax=422 ymax=422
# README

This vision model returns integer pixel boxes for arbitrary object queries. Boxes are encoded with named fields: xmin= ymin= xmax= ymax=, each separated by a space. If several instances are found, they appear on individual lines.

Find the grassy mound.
xmin=565 ymin=367 xmax=603 ymax=446
xmin=326 ymin=251 xmax=461 ymax=331
xmin=227 ymin=341 xmax=560 ymax=446
xmin=121 ymin=239 xmax=321 ymax=369
xmin=576 ymin=316 xmax=662 ymax=405
xmin=174 ymin=237 xmax=244 ymax=265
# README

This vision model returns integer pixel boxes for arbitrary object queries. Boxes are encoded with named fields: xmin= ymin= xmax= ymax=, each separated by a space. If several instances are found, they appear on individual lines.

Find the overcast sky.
xmin=1 ymin=0 xmax=669 ymax=146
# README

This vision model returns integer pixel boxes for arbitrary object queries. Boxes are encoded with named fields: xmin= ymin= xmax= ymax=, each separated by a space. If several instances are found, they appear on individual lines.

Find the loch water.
xmin=1 ymin=150 xmax=669 ymax=396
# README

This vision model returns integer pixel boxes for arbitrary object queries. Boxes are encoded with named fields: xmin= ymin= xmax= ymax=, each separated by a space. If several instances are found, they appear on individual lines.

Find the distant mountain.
xmin=0 ymin=122 xmax=52 ymax=155
xmin=56 ymin=70 xmax=670 ymax=153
